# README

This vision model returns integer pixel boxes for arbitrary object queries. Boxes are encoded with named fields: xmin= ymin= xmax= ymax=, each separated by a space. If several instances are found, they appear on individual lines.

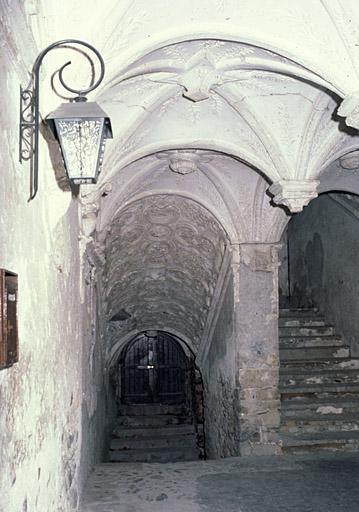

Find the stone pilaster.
xmin=235 ymin=243 xmax=281 ymax=455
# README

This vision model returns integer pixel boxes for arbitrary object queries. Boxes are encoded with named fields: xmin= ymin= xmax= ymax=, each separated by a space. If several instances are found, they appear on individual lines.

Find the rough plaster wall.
xmin=0 ymin=4 xmax=106 ymax=510
xmin=202 ymin=271 xmax=240 ymax=459
xmin=288 ymin=194 xmax=359 ymax=357
xmin=278 ymin=228 xmax=289 ymax=306
xmin=79 ymin=253 xmax=109 ymax=482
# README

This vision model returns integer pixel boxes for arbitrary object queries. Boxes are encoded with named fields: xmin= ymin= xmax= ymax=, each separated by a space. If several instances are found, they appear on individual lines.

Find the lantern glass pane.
xmin=55 ymin=118 xmax=104 ymax=183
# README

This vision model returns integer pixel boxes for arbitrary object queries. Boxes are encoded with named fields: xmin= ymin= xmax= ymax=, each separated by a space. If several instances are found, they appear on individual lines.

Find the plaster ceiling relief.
xmin=97 ymin=38 xmax=359 ymax=207
xmin=95 ymin=149 xmax=298 ymax=251
xmin=339 ymin=150 xmax=359 ymax=171
xmin=315 ymin=151 xmax=359 ymax=197
xmin=104 ymin=194 xmax=228 ymax=348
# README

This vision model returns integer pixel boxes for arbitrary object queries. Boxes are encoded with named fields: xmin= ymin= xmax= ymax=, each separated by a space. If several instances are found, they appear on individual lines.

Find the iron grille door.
xmin=121 ymin=333 xmax=187 ymax=404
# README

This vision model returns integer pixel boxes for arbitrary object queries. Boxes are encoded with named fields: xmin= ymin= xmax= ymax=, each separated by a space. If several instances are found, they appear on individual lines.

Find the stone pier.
xmin=235 ymin=243 xmax=281 ymax=455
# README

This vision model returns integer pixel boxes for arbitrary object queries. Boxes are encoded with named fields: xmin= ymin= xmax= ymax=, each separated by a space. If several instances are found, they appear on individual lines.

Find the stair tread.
xmin=111 ymin=444 xmax=198 ymax=453
xmin=281 ymin=381 xmax=359 ymax=390
xmin=110 ymin=437 xmax=197 ymax=451
xmin=279 ymin=309 xmax=359 ymax=453
xmin=282 ymin=397 xmax=359 ymax=408
xmin=280 ymin=327 xmax=335 ymax=333
xmin=281 ymin=357 xmax=351 ymax=364
xmin=282 ymin=412 xmax=359 ymax=422
xmin=280 ymin=367 xmax=359 ymax=375
xmin=113 ymin=424 xmax=195 ymax=437
xmin=280 ymin=308 xmax=319 ymax=314
xmin=281 ymin=430 xmax=359 ymax=442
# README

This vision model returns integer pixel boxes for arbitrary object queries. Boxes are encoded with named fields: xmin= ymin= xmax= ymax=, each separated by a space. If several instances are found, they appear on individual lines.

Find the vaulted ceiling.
xmin=24 ymin=0 xmax=359 ymax=348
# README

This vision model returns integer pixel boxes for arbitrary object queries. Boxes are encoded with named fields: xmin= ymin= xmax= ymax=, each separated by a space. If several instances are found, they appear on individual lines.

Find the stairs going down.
xmin=109 ymin=404 xmax=200 ymax=463
xmin=279 ymin=308 xmax=359 ymax=453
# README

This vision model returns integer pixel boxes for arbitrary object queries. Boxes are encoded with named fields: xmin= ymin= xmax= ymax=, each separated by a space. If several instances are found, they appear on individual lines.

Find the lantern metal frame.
xmin=19 ymin=39 xmax=109 ymax=200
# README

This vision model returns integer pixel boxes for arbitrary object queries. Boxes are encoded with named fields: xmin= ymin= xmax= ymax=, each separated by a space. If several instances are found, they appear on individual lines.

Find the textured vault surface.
xmin=105 ymin=194 xmax=227 ymax=347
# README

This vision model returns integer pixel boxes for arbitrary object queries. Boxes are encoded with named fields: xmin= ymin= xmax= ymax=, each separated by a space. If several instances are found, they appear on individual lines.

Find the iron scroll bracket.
xmin=19 ymin=39 xmax=105 ymax=200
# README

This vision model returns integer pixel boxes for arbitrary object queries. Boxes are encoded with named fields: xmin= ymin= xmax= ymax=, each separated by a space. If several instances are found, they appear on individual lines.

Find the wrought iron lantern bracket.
xmin=19 ymin=39 xmax=106 ymax=200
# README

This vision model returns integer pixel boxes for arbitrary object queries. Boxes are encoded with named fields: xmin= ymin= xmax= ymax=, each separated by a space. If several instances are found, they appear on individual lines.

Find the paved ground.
xmin=80 ymin=452 xmax=359 ymax=512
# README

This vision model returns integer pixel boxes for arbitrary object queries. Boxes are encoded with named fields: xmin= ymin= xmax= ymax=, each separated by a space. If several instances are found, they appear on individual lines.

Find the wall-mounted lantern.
xmin=19 ymin=39 xmax=113 ymax=199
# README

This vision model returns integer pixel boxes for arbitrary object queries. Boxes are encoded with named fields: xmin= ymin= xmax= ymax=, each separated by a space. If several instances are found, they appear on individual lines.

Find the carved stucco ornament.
xmin=338 ymin=93 xmax=359 ymax=130
xmin=269 ymin=180 xmax=319 ymax=213
xmin=152 ymin=50 xmax=236 ymax=102
xmin=169 ymin=158 xmax=198 ymax=174
xmin=156 ymin=149 xmax=213 ymax=174
xmin=339 ymin=150 xmax=359 ymax=170
xmin=180 ymin=54 xmax=223 ymax=102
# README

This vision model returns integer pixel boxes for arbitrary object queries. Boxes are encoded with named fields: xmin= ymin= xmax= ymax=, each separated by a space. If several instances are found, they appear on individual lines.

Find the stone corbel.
xmin=338 ymin=93 xmax=359 ymax=130
xmin=81 ymin=202 xmax=99 ymax=239
xmin=269 ymin=180 xmax=319 ymax=213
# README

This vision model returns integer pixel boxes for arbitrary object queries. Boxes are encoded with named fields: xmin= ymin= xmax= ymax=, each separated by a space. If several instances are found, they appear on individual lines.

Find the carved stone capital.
xmin=81 ymin=202 xmax=99 ymax=237
xmin=269 ymin=180 xmax=319 ymax=213
xmin=338 ymin=93 xmax=359 ymax=130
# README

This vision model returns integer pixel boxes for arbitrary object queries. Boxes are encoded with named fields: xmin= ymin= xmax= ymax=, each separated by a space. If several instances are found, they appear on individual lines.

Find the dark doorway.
xmin=121 ymin=331 xmax=187 ymax=405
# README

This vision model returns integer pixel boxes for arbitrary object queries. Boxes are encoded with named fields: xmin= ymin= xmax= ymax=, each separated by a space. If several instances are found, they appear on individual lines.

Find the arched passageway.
xmin=277 ymin=192 xmax=359 ymax=453
xmin=108 ymin=330 xmax=205 ymax=462
xmin=97 ymin=150 xmax=286 ymax=460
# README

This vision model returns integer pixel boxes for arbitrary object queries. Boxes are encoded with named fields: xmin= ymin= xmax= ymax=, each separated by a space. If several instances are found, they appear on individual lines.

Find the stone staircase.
xmin=279 ymin=308 xmax=359 ymax=453
xmin=109 ymin=404 xmax=200 ymax=463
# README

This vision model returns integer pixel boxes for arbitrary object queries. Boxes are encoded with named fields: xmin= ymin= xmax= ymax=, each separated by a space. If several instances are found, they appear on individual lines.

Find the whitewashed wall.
xmin=0 ymin=2 xmax=107 ymax=511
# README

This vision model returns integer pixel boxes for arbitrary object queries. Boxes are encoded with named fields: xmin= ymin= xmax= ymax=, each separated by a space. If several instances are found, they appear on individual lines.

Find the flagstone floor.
xmin=81 ymin=452 xmax=359 ymax=512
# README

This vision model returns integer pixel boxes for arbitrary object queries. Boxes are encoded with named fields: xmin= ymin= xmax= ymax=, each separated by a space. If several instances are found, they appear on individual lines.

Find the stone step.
xmin=280 ymin=368 xmax=359 ymax=387
xmin=279 ymin=325 xmax=335 ymax=337
xmin=281 ymin=358 xmax=355 ymax=370
xmin=281 ymin=430 xmax=359 ymax=453
xmin=279 ymin=336 xmax=343 ymax=349
xmin=282 ymin=398 xmax=359 ymax=415
xmin=279 ymin=318 xmax=326 ymax=327
xmin=112 ymin=424 xmax=195 ymax=439
xmin=119 ymin=404 xmax=187 ymax=416
xmin=279 ymin=308 xmax=319 ymax=316
xmin=281 ymin=414 xmax=359 ymax=434
xmin=281 ymin=382 xmax=359 ymax=399
xmin=280 ymin=346 xmax=349 ymax=361
xmin=109 ymin=446 xmax=200 ymax=463
xmin=116 ymin=414 xmax=190 ymax=428
xmin=279 ymin=309 xmax=359 ymax=455
xmin=110 ymin=432 xmax=197 ymax=451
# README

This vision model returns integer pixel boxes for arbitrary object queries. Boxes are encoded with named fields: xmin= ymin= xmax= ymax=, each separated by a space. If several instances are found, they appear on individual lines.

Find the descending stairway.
xmin=279 ymin=308 xmax=359 ymax=453
xmin=109 ymin=404 xmax=200 ymax=463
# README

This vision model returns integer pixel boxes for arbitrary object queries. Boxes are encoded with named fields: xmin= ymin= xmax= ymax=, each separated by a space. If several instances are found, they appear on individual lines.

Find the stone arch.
xmin=102 ymin=34 xmax=343 ymax=97
xmin=103 ymin=192 xmax=230 ymax=351
xmin=108 ymin=327 xmax=196 ymax=371
xmin=94 ymin=36 xmax=357 ymax=213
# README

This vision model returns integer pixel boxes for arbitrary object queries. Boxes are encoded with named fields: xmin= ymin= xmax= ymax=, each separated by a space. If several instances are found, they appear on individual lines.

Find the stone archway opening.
xmin=120 ymin=331 xmax=189 ymax=406
xmin=108 ymin=330 xmax=205 ymax=462
xmin=277 ymin=191 xmax=359 ymax=453
xmin=101 ymin=193 xmax=229 ymax=462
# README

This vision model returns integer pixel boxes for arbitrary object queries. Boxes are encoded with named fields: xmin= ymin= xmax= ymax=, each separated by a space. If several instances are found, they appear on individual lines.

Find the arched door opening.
xmin=121 ymin=331 xmax=188 ymax=405
xmin=108 ymin=330 xmax=205 ymax=462
xmin=277 ymin=192 xmax=359 ymax=454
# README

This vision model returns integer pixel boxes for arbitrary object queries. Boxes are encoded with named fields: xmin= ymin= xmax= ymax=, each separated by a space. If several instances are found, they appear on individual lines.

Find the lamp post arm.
xmin=19 ymin=39 xmax=105 ymax=200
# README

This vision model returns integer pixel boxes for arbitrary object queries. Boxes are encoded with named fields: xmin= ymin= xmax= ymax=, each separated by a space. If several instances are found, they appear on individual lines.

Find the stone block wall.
xmin=235 ymin=244 xmax=281 ymax=455
xmin=201 ymin=244 xmax=281 ymax=458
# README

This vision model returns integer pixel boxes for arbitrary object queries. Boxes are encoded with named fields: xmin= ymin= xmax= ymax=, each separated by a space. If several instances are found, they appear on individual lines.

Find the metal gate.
xmin=121 ymin=332 xmax=187 ymax=404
